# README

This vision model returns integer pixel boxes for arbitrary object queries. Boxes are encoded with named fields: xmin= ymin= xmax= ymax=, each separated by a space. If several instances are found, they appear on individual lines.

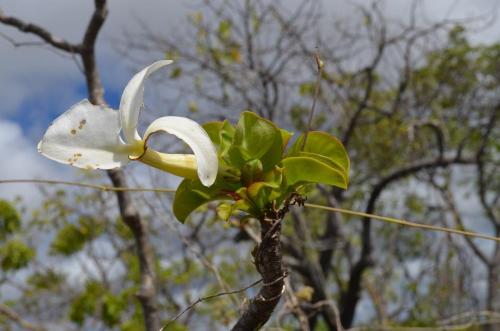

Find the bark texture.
xmin=231 ymin=213 xmax=287 ymax=330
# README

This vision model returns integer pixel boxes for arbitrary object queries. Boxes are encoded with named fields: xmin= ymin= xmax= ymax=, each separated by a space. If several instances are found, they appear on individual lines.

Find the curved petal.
xmin=119 ymin=60 xmax=173 ymax=144
xmin=144 ymin=116 xmax=218 ymax=186
xmin=38 ymin=100 xmax=134 ymax=170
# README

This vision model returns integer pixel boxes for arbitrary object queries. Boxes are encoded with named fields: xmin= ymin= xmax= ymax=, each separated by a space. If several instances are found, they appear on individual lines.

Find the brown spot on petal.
xmin=71 ymin=129 xmax=77 ymax=134
xmin=78 ymin=119 xmax=87 ymax=129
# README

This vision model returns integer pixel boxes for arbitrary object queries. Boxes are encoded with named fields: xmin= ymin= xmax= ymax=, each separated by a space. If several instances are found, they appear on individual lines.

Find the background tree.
xmin=0 ymin=0 xmax=499 ymax=330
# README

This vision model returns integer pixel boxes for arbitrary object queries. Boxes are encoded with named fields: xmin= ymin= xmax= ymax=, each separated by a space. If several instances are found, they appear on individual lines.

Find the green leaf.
xmin=233 ymin=198 xmax=254 ymax=215
xmin=0 ymin=200 xmax=21 ymax=240
xmin=294 ymin=151 xmax=346 ymax=175
xmin=170 ymin=67 xmax=182 ymax=79
xmin=216 ymin=203 xmax=233 ymax=221
xmin=262 ymin=167 xmax=284 ymax=189
xmin=50 ymin=217 xmax=103 ymax=256
xmin=165 ymin=49 xmax=180 ymax=61
xmin=173 ymin=178 xmax=238 ymax=222
xmin=102 ymin=293 xmax=126 ymax=327
xmin=281 ymin=156 xmax=347 ymax=189
xmin=288 ymin=131 xmax=350 ymax=174
xmin=241 ymin=159 xmax=263 ymax=186
xmin=247 ymin=182 xmax=273 ymax=210
xmin=27 ymin=269 xmax=66 ymax=291
xmin=218 ymin=20 xmax=232 ymax=40
xmin=229 ymin=111 xmax=283 ymax=171
xmin=188 ymin=100 xmax=198 ymax=113
xmin=0 ymin=239 xmax=35 ymax=271
xmin=280 ymin=129 xmax=293 ymax=150
xmin=299 ymin=82 xmax=315 ymax=96
xmin=69 ymin=280 xmax=103 ymax=325
xmin=203 ymin=120 xmax=235 ymax=157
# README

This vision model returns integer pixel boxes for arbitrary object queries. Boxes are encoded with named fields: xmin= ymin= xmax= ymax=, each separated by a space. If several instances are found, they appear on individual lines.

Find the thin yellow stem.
xmin=0 ymin=179 xmax=176 ymax=193
xmin=1 ymin=179 xmax=499 ymax=243
xmin=304 ymin=203 xmax=500 ymax=243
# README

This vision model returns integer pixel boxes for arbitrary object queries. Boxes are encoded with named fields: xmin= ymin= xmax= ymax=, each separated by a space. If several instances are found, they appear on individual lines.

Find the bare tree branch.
xmin=0 ymin=9 xmax=81 ymax=53
xmin=340 ymin=156 xmax=475 ymax=327
xmin=0 ymin=1 xmax=161 ymax=330
xmin=0 ymin=304 xmax=46 ymax=331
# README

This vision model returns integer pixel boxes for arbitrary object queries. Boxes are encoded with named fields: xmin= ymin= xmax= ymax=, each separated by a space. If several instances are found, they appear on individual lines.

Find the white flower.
xmin=37 ymin=60 xmax=218 ymax=186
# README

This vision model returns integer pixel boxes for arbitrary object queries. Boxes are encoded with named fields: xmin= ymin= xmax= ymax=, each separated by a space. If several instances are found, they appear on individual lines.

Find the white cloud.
xmin=0 ymin=119 xmax=71 ymax=204
xmin=0 ymin=0 xmax=499 ymax=205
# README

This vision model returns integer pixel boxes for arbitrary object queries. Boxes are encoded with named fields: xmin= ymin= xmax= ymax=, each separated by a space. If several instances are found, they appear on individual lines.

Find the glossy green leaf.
xmin=262 ymin=167 xmax=284 ymax=189
xmin=233 ymin=198 xmax=253 ymax=214
xmin=173 ymin=178 xmax=237 ymax=222
xmin=247 ymin=182 xmax=273 ymax=210
xmin=203 ymin=120 xmax=235 ymax=156
xmin=216 ymin=203 xmax=233 ymax=221
xmin=282 ymin=156 xmax=347 ymax=189
xmin=229 ymin=111 xmax=283 ymax=171
xmin=294 ymin=151 xmax=346 ymax=175
xmin=288 ymin=131 xmax=350 ymax=173
xmin=241 ymin=159 xmax=263 ymax=186
xmin=280 ymin=129 xmax=293 ymax=150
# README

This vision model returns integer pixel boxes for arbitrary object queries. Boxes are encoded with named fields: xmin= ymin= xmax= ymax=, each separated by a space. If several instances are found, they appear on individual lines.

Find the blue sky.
xmin=0 ymin=0 xmax=498 ymax=204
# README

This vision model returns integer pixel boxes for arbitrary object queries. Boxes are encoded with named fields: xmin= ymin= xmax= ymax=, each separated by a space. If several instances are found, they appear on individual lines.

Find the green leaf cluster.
xmin=0 ymin=201 xmax=32 ymax=271
xmin=50 ymin=216 xmax=104 ymax=256
xmin=0 ymin=200 xmax=21 ymax=240
xmin=173 ymin=111 xmax=349 ymax=222
xmin=0 ymin=239 xmax=35 ymax=271
xmin=27 ymin=269 xmax=66 ymax=291
xmin=69 ymin=280 xmax=132 ymax=328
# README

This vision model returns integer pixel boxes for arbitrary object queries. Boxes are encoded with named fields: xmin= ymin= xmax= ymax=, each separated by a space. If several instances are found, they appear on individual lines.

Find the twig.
xmin=0 ymin=304 xmax=46 ymax=331
xmin=301 ymin=48 xmax=324 ymax=150
xmin=304 ymin=203 xmax=500 ymax=243
xmin=2 ymin=179 xmax=499 ymax=243
xmin=160 ymin=278 xmax=264 ymax=330
xmin=308 ymin=300 xmax=343 ymax=331
xmin=0 ymin=179 xmax=176 ymax=193
xmin=0 ymin=31 xmax=45 ymax=47
xmin=345 ymin=317 xmax=500 ymax=331
xmin=0 ymin=10 xmax=81 ymax=53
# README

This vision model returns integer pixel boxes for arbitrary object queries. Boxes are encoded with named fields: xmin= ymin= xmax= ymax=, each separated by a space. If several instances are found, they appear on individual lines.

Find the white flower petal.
xmin=144 ymin=116 xmax=218 ymax=186
xmin=119 ymin=60 xmax=173 ymax=143
xmin=38 ymin=100 xmax=132 ymax=170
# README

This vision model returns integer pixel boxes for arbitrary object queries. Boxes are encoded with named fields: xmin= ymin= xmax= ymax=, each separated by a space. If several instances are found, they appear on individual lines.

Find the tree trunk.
xmin=231 ymin=214 xmax=286 ymax=330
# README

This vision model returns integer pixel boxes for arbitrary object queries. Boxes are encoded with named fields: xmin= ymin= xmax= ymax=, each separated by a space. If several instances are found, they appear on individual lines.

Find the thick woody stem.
xmin=231 ymin=212 xmax=288 ymax=330
xmin=108 ymin=170 xmax=160 ymax=331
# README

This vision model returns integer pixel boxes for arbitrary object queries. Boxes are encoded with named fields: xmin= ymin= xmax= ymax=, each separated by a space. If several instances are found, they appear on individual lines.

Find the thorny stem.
xmin=231 ymin=195 xmax=304 ymax=331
